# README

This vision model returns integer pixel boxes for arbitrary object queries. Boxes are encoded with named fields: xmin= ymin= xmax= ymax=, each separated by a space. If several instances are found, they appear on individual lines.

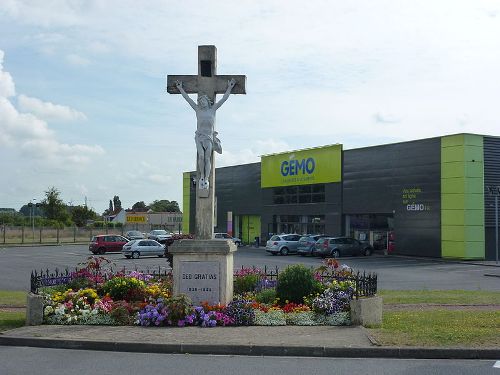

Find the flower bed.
xmin=40 ymin=257 xmax=359 ymax=327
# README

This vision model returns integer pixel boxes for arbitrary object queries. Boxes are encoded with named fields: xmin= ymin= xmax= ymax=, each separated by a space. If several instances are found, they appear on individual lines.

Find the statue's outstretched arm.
xmin=214 ymin=78 xmax=236 ymax=110
xmin=175 ymin=81 xmax=197 ymax=111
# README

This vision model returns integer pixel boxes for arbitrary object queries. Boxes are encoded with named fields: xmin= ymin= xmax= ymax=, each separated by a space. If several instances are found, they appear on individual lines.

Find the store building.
xmin=182 ymin=133 xmax=500 ymax=260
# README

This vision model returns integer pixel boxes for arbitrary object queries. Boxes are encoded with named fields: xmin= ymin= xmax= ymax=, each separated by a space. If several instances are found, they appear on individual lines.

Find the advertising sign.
xmin=261 ymin=144 xmax=342 ymax=188
xmin=126 ymin=215 xmax=146 ymax=223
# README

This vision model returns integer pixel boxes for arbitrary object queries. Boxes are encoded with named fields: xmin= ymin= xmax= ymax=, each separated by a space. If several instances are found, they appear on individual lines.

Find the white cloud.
xmin=0 ymin=50 xmax=15 ymax=97
xmin=66 ymin=53 xmax=90 ymax=66
xmin=0 ymin=50 xmax=103 ymax=168
xmin=17 ymin=94 xmax=87 ymax=122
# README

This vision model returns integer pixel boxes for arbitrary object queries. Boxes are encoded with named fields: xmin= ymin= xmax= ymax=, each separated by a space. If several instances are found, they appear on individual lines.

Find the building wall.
xmin=441 ymin=134 xmax=485 ymax=259
xmin=211 ymin=163 xmax=262 ymax=236
xmin=484 ymin=136 xmax=500 ymax=260
xmin=343 ymin=138 xmax=441 ymax=257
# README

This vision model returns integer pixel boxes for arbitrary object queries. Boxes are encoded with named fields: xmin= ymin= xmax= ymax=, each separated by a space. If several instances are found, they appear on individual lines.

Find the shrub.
xmin=234 ymin=273 xmax=260 ymax=294
xmin=165 ymin=294 xmax=193 ymax=326
xmin=276 ymin=264 xmax=315 ymax=305
xmin=101 ymin=277 xmax=145 ymax=300
xmin=255 ymin=288 xmax=277 ymax=304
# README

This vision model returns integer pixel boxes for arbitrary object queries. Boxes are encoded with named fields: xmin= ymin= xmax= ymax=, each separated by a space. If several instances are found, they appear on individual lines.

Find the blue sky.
xmin=1 ymin=0 xmax=500 ymax=214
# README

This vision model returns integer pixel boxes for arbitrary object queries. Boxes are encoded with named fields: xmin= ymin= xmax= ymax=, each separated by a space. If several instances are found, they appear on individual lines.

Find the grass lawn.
xmin=0 ymin=290 xmax=27 ymax=306
xmin=0 ymin=311 xmax=25 ymax=332
xmin=378 ymin=290 xmax=500 ymax=305
xmin=0 ymin=290 xmax=26 ymax=332
xmin=369 ymin=290 xmax=500 ymax=347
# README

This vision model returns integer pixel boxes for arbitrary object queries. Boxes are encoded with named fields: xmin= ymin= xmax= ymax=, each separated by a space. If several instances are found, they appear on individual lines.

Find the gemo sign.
xmin=261 ymin=144 xmax=342 ymax=188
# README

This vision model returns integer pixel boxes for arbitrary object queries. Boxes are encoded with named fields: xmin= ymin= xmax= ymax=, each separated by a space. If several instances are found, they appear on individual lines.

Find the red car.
xmin=89 ymin=234 xmax=129 ymax=254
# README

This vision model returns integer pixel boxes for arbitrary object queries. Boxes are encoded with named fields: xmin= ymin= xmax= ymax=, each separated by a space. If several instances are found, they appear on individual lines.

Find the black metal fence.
xmin=30 ymin=266 xmax=172 ymax=294
xmin=31 ymin=264 xmax=377 ymax=299
xmin=237 ymin=265 xmax=377 ymax=299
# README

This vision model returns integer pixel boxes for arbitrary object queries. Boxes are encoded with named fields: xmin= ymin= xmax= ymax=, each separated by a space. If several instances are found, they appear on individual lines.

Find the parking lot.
xmin=0 ymin=244 xmax=498 ymax=291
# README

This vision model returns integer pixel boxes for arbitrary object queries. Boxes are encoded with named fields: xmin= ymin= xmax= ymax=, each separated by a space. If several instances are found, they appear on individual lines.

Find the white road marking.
xmin=494 ymin=360 xmax=500 ymax=368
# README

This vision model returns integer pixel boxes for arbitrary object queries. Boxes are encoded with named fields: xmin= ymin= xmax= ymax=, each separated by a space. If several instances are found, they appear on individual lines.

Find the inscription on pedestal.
xmin=179 ymin=261 xmax=220 ymax=304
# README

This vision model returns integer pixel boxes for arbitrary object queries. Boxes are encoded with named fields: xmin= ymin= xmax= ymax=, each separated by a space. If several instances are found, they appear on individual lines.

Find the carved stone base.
xmin=169 ymin=239 xmax=237 ymax=305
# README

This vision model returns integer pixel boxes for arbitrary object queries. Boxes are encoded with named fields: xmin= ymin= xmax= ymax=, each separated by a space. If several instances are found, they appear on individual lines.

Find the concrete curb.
xmin=0 ymin=336 xmax=499 ymax=359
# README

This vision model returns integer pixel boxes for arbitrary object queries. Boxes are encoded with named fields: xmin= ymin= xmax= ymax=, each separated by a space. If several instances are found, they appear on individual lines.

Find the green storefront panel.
xmin=441 ymin=134 xmax=485 ymax=259
xmin=241 ymin=215 xmax=261 ymax=244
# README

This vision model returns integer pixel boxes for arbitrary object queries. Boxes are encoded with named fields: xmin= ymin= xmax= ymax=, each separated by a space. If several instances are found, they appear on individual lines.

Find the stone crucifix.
xmin=167 ymin=45 xmax=246 ymax=239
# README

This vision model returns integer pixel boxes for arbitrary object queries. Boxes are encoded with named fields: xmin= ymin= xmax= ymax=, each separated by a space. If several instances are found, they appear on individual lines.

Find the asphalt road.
xmin=0 ymin=347 xmax=498 ymax=375
xmin=0 ymin=244 xmax=499 ymax=291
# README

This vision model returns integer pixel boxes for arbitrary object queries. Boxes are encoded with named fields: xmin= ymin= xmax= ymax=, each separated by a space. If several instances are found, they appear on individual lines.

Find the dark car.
xmin=313 ymin=237 xmax=373 ymax=258
xmin=297 ymin=235 xmax=329 ymax=256
xmin=89 ymin=234 xmax=130 ymax=254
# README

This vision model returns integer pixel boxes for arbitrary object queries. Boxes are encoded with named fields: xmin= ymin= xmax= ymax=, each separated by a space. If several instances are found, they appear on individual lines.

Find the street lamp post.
xmin=487 ymin=186 xmax=500 ymax=264
xmin=31 ymin=198 xmax=36 ymax=243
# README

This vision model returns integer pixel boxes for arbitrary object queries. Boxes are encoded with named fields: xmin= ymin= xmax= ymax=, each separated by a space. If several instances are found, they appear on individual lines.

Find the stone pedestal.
xmin=169 ymin=239 xmax=237 ymax=305
xmin=349 ymin=296 xmax=383 ymax=327
xmin=26 ymin=292 xmax=44 ymax=326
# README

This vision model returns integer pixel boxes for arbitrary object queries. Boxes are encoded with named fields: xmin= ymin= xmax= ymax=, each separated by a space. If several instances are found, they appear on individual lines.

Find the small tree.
xmin=149 ymin=199 xmax=180 ymax=212
xmin=131 ymin=201 xmax=148 ymax=212
xmin=113 ymin=195 xmax=122 ymax=212
xmin=71 ymin=205 xmax=97 ymax=227
xmin=40 ymin=187 xmax=70 ymax=225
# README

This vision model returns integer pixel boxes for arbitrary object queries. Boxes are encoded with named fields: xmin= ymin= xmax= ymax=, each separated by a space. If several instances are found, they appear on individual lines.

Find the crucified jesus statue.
xmin=175 ymin=78 xmax=236 ymax=190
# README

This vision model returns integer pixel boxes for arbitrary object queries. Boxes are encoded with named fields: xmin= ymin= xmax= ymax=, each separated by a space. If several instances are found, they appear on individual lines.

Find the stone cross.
xmin=167 ymin=45 xmax=246 ymax=240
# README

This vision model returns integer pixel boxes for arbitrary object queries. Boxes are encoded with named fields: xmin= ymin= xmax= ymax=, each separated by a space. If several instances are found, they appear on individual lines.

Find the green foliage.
xmin=255 ymin=288 xmax=277 ymax=304
xmin=40 ymin=187 xmax=70 ymax=225
xmin=276 ymin=264 xmax=315 ymax=305
xmin=131 ymin=201 xmax=148 ymax=212
xmin=113 ymin=196 xmax=122 ymax=212
xmin=234 ymin=274 xmax=260 ymax=295
xmin=71 ymin=205 xmax=97 ymax=227
xmin=149 ymin=199 xmax=180 ymax=212
xmin=66 ymin=277 xmax=94 ymax=291
xmin=102 ymin=277 xmax=146 ymax=300
xmin=165 ymin=294 xmax=193 ymax=325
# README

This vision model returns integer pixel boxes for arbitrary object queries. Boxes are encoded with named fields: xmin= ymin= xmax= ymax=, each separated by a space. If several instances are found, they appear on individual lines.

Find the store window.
xmin=273 ymin=184 xmax=325 ymax=205
xmin=269 ymin=215 xmax=325 ymax=235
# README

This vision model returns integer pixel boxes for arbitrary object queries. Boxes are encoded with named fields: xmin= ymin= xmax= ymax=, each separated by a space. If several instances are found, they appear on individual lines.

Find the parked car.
xmin=89 ymin=234 xmax=130 ymax=254
xmin=214 ymin=232 xmax=242 ymax=246
xmin=147 ymin=229 xmax=172 ymax=243
xmin=122 ymin=239 xmax=166 ymax=259
xmin=265 ymin=234 xmax=302 ymax=256
xmin=125 ymin=230 xmax=145 ymax=240
xmin=297 ymin=235 xmax=329 ymax=256
xmin=313 ymin=237 xmax=373 ymax=258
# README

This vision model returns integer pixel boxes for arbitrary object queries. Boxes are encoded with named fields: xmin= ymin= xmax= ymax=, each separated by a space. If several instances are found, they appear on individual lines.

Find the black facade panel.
xmin=261 ymin=182 xmax=343 ymax=240
xmin=343 ymin=138 xmax=441 ymax=257
xmin=213 ymin=163 xmax=262 ymax=233
xmin=484 ymin=136 xmax=500 ymax=260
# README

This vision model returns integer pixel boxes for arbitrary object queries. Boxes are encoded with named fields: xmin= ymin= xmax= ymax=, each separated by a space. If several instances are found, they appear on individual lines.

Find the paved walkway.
xmin=1 ymin=324 xmax=499 ymax=359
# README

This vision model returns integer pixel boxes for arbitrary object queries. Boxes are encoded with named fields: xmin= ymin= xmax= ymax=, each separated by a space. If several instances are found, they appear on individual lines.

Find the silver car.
xmin=122 ymin=239 xmax=166 ymax=259
xmin=265 ymin=234 xmax=302 ymax=256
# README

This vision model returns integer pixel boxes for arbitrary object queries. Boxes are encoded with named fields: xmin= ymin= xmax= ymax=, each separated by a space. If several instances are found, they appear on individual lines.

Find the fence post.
xmin=2 ymin=225 xmax=5 ymax=244
xmin=56 ymin=228 xmax=60 ymax=243
xmin=73 ymin=226 xmax=76 ymax=243
xmin=39 ymin=228 xmax=42 ymax=243
xmin=90 ymin=228 xmax=93 ymax=241
xmin=22 ymin=226 xmax=25 ymax=244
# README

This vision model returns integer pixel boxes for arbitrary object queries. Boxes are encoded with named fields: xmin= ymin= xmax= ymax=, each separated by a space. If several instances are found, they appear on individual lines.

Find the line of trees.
xmin=2 ymin=187 xmax=98 ymax=228
xmin=1 ymin=188 xmax=181 ymax=228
